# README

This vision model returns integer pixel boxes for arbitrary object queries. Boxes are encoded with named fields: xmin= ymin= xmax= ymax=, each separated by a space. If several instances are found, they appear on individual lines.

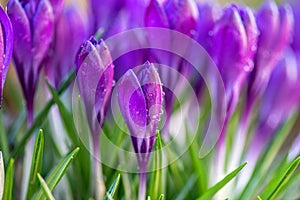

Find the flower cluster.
xmin=0 ymin=0 xmax=299 ymax=199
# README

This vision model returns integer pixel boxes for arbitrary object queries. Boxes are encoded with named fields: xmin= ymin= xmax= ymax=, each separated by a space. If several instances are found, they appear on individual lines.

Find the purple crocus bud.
xmin=118 ymin=62 xmax=163 ymax=167
xmin=210 ymin=4 xmax=258 ymax=118
xmin=76 ymin=37 xmax=114 ymax=136
xmin=145 ymin=0 xmax=198 ymax=37
xmin=257 ymin=49 xmax=300 ymax=140
xmin=290 ymin=0 xmax=300 ymax=53
xmin=76 ymin=37 xmax=114 ymax=200
xmin=118 ymin=62 xmax=162 ymax=200
xmin=247 ymin=1 xmax=294 ymax=106
xmin=7 ymin=0 xmax=54 ymax=123
xmin=90 ymin=0 xmax=126 ymax=34
xmin=246 ymin=49 xmax=300 ymax=169
xmin=197 ymin=3 xmax=220 ymax=51
xmin=45 ymin=2 xmax=89 ymax=89
xmin=0 ymin=6 xmax=13 ymax=107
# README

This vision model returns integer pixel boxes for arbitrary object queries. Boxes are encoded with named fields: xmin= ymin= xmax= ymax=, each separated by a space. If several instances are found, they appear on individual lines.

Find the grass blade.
xmin=37 ymin=173 xmax=55 ymax=200
xmin=35 ymin=147 xmax=80 ymax=199
xmin=26 ymin=130 xmax=44 ymax=199
xmin=197 ymin=162 xmax=247 ymax=200
xmin=0 ymin=152 xmax=4 ymax=199
xmin=158 ymin=194 xmax=164 ymax=200
xmin=260 ymin=156 xmax=300 ymax=200
xmin=239 ymin=114 xmax=297 ymax=199
xmin=175 ymin=175 xmax=197 ymax=200
xmin=149 ymin=131 xmax=163 ymax=200
xmin=3 ymin=159 xmax=14 ymax=200
xmin=104 ymin=174 xmax=121 ymax=200
xmin=11 ymin=71 xmax=75 ymax=159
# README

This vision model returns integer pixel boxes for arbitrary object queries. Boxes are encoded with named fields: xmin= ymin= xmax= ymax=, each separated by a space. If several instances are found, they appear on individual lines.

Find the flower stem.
xmin=138 ymin=171 xmax=147 ymax=200
xmin=93 ymin=133 xmax=106 ymax=200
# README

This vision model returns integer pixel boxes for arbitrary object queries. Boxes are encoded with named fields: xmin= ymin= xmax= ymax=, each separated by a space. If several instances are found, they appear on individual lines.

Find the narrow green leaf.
xmin=3 ymin=159 xmax=14 ymax=200
xmin=158 ymin=194 xmax=164 ymax=200
xmin=197 ymin=162 xmax=247 ymax=200
xmin=104 ymin=174 xmax=121 ymax=200
xmin=149 ymin=131 xmax=163 ymax=200
xmin=239 ymin=114 xmax=297 ymax=199
xmin=35 ymin=147 xmax=80 ymax=199
xmin=260 ymin=156 xmax=300 ymax=200
xmin=11 ymin=71 xmax=75 ymax=158
xmin=175 ymin=175 xmax=197 ymax=200
xmin=37 ymin=174 xmax=55 ymax=200
xmin=186 ymin=127 xmax=207 ymax=193
xmin=47 ymin=78 xmax=91 ymax=198
xmin=0 ymin=152 xmax=4 ymax=199
xmin=26 ymin=130 xmax=44 ymax=200
xmin=0 ymin=113 xmax=9 ymax=162
xmin=46 ymin=80 xmax=79 ymax=145
xmin=257 ymin=195 xmax=262 ymax=200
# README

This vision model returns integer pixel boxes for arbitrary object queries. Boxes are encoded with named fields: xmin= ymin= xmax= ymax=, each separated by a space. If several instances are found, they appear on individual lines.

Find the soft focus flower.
xmin=45 ymin=2 xmax=89 ymax=89
xmin=246 ymin=49 xmax=300 ymax=173
xmin=76 ymin=37 xmax=114 ymax=136
xmin=144 ymin=0 xmax=198 ymax=134
xmin=145 ymin=0 xmax=198 ymax=37
xmin=247 ymin=1 xmax=294 ymax=106
xmin=290 ymin=0 xmax=300 ymax=54
xmin=118 ymin=62 xmax=163 ymax=200
xmin=48 ymin=0 xmax=64 ymax=20
xmin=210 ymin=4 xmax=258 ymax=125
xmin=0 ymin=6 xmax=13 ymax=106
xmin=7 ymin=0 xmax=54 ymax=123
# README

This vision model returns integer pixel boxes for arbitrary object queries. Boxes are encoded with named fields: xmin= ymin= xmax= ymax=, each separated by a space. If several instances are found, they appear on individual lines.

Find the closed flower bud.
xmin=248 ymin=1 xmax=294 ymax=102
xmin=145 ymin=0 xmax=198 ymax=37
xmin=118 ymin=62 xmax=163 ymax=166
xmin=0 ymin=6 xmax=13 ymax=106
xmin=76 ymin=37 xmax=114 ymax=135
xmin=45 ymin=2 xmax=89 ymax=88
xmin=7 ymin=0 xmax=54 ymax=122
xmin=210 ymin=4 xmax=258 ymax=117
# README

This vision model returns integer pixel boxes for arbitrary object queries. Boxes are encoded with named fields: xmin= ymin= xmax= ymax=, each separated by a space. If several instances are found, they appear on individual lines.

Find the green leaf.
xmin=11 ymin=71 xmax=75 ymax=159
xmin=26 ymin=130 xmax=44 ymax=200
xmin=260 ymin=156 xmax=300 ymax=200
xmin=35 ymin=147 xmax=80 ymax=199
xmin=0 ymin=113 xmax=9 ymax=163
xmin=46 ymin=80 xmax=80 ymax=146
xmin=104 ymin=174 xmax=121 ymax=200
xmin=257 ymin=195 xmax=262 ymax=200
xmin=197 ymin=162 xmax=247 ymax=200
xmin=47 ymin=78 xmax=91 ymax=198
xmin=0 ymin=152 xmax=4 ymax=199
xmin=158 ymin=194 xmax=164 ymax=200
xmin=37 ymin=173 xmax=55 ymax=200
xmin=149 ymin=131 xmax=163 ymax=199
xmin=175 ymin=175 xmax=197 ymax=200
xmin=3 ymin=159 xmax=14 ymax=200
xmin=239 ymin=114 xmax=297 ymax=199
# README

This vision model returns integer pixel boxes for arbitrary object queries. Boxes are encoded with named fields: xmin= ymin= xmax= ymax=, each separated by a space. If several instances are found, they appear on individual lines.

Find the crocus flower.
xmin=144 ymin=0 xmax=198 ymax=135
xmin=45 ymin=2 xmax=89 ymax=89
xmin=247 ymin=1 xmax=294 ymax=111
xmin=290 ymin=0 xmax=300 ymax=54
xmin=76 ymin=37 xmax=114 ymax=199
xmin=7 ymin=0 xmax=54 ymax=124
xmin=0 ymin=6 xmax=13 ymax=106
xmin=209 ymin=4 xmax=258 ymax=142
xmin=118 ymin=62 xmax=163 ymax=200
xmin=245 ymin=49 xmax=300 ymax=181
